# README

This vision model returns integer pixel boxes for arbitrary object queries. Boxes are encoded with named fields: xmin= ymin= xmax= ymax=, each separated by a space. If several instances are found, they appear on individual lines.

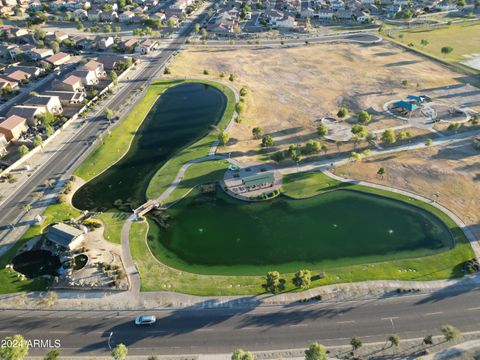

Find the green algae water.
xmin=73 ymin=82 xmax=226 ymax=211
xmin=147 ymin=188 xmax=454 ymax=275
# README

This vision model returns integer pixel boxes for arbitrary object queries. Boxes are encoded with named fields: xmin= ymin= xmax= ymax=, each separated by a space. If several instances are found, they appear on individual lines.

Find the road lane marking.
xmin=336 ymin=320 xmax=355 ymax=324
xmin=381 ymin=317 xmax=399 ymax=320
xmin=289 ymin=323 xmax=309 ymax=327
xmin=468 ymin=307 xmax=480 ymax=311
xmin=425 ymin=312 xmax=443 ymax=316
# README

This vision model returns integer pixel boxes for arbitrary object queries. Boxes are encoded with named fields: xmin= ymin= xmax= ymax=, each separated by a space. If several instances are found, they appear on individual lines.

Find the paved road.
xmin=1 ymin=288 xmax=479 ymax=356
xmin=0 ymin=11 xmax=207 ymax=238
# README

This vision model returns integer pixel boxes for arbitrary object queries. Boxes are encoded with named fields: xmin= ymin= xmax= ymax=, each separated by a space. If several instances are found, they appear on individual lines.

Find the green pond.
xmin=147 ymin=188 xmax=454 ymax=275
xmin=72 ymin=82 xmax=227 ymax=211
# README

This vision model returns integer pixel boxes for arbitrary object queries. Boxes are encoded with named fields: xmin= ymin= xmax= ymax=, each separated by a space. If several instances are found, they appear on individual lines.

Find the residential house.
xmin=96 ymin=55 xmax=125 ymax=71
xmin=6 ymin=106 xmax=46 ymax=126
xmin=101 ymin=11 xmax=118 ymax=22
xmin=43 ymin=90 xmax=85 ymax=105
xmin=71 ymin=69 xmax=98 ymax=85
xmin=0 ymin=44 xmax=21 ymax=61
xmin=24 ymin=95 xmax=63 ymax=115
xmin=73 ymin=8 xmax=88 ymax=19
xmin=335 ymin=9 xmax=353 ymax=19
xmin=27 ymin=48 xmax=54 ymax=62
xmin=0 ymin=77 xmax=19 ymax=90
xmin=135 ymin=39 xmax=157 ymax=54
xmin=46 ymin=52 xmax=71 ymax=66
xmin=88 ymin=9 xmax=102 ymax=21
xmin=4 ymin=70 xmax=31 ymax=84
xmin=318 ymin=8 xmax=335 ymax=19
xmin=0 ymin=6 xmax=14 ymax=17
xmin=52 ymin=74 xmax=84 ymax=92
xmin=82 ymin=60 xmax=106 ymax=79
xmin=276 ymin=15 xmax=297 ymax=27
xmin=0 ymin=115 xmax=28 ymax=141
xmin=151 ymin=12 xmax=166 ymax=21
xmin=7 ymin=66 xmax=43 ymax=78
xmin=170 ymin=0 xmax=194 ymax=10
xmin=98 ymin=37 xmax=114 ymax=50
xmin=354 ymin=10 xmax=370 ymax=21
xmin=120 ymin=38 xmax=138 ymax=53
xmin=119 ymin=10 xmax=135 ymax=22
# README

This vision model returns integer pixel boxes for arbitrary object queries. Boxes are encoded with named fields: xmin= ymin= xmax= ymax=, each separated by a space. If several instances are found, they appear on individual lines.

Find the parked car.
xmin=134 ymin=315 xmax=156 ymax=326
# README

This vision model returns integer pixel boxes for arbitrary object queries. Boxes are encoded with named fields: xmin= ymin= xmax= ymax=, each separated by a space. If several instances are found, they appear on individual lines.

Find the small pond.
xmin=73 ymin=254 xmax=88 ymax=270
xmin=12 ymin=250 xmax=61 ymax=278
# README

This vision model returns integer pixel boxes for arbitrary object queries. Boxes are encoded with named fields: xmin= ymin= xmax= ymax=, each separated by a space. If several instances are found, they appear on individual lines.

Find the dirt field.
xmin=334 ymin=141 xmax=480 ymax=235
xmin=167 ymin=41 xmax=470 ymax=163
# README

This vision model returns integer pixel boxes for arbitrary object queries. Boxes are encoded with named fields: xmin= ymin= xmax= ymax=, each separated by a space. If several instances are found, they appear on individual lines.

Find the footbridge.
xmin=133 ymin=199 xmax=161 ymax=217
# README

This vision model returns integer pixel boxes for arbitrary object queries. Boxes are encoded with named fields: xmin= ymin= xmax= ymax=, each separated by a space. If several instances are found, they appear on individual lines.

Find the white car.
xmin=134 ymin=315 xmax=156 ymax=326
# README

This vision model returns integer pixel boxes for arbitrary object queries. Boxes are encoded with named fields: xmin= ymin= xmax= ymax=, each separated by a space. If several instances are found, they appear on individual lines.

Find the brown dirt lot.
xmin=334 ymin=141 xmax=480 ymax=236
xmin=167 ymin=41 xmax=469 ymax=163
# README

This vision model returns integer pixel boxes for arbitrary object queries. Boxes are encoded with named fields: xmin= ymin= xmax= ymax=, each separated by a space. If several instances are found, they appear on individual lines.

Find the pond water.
xmin=72 ymin=82 xmax=227 ymax=211
xmin=12 ymin=250 xmax=61 ymax=278
xmin=147 ymin=188 xmax=454 ymax=275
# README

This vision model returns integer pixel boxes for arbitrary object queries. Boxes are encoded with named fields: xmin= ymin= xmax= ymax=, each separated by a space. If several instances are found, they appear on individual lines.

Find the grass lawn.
xmin=162 ymin=159 xmax=229 ymax=206
xmin=146 ymin=81 xmax=236 ymax=199
xmin=131 ymin=171 xmax=474 ymax=295
xmin=390 ymin=22 xmax=480 ymax=63
xmin=0 ymin=204 xmax=81 ymax=294
xmin=74 ymin=79 xmax=184 ymax=181
xmin=95 ymin=211 xmax=128 ymax=244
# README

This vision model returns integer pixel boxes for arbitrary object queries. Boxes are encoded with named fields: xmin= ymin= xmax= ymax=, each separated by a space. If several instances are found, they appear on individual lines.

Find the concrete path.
xmin=120 ymin=218 xmax=140 ymax=296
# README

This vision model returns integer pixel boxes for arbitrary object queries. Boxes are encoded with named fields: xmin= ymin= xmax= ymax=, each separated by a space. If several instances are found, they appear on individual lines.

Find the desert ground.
xmin=167 ymin=40 xmax=478 ymax=163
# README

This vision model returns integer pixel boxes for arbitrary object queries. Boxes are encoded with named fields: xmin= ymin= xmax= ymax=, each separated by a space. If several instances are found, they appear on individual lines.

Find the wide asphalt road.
xmin=0 ymin=13 xmax=204 ymax=235
xmin=1 ymin=288 xmax=479 ymax=356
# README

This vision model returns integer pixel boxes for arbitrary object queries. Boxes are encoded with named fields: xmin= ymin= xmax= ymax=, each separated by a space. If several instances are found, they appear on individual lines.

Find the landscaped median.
xmin=128 ymin=170 xmax=475 ymax=296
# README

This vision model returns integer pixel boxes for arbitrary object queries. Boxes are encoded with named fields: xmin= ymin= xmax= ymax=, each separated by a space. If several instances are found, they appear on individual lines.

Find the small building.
xmin=136 ymin=39 xmax=157 ymax=54
xmin=0 ymin=115 xmax=28 ymax=141
xmin=71 ymin=69 xmax=98 ymax=86
xmin=6 ymin=106 xmax=46 ymax=126
xmin=43 ymin=90 xmax=85 ymax=105
xmin=45 ymin=223 xmax=85 ymax=250
xmin=82 ymin=60 xmax=106 ymax=79
xmin=52 ymin=75 xmax=84 ymax=92
xmin=242 ymin=172 xmax=275 ymax=191
xmin=392 ymin=100 xmax=419 ymax=112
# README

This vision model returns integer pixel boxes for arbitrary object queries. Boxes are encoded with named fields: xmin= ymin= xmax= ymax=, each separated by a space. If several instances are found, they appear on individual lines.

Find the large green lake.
xmin=73 ymin=83 xmax=227 ymax=211
xmin=148 ymin=188 xmax=454 ymax=275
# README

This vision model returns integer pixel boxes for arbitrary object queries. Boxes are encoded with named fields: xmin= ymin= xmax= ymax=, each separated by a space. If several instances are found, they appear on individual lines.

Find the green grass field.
xmin=391 ymin=22 xmax=480 ymax=63
xmin=130 ymin=171 xmax=474 ymax=295
xmin=0 ymin=204 xmax=81 ymax=294
xmin=95 ymin=212 xmax=128 ymax=244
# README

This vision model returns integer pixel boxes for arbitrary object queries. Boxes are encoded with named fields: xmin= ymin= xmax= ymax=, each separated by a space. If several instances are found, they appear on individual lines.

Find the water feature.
xmin=147 ymin=188 xmax=454 ymax=275
xmin=12 ymin=250 xmax=61 ymax=278
xmin=72 ymin=82 xmax=227 ymax=211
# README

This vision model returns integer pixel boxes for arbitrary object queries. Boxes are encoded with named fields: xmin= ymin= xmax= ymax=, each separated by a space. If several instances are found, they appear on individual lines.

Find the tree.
xmin=377 ymin=167 xmax=385 ymax=178
xmin=33 ymin=134 xmax=43 ymax=148
xmin=235 ymin=102 xmax=246 ymax=114
xmin=240 ymin=88 xmax=248 ymax=97
xmin=252 ymin=127 xmax=263 ymax=139
xmin=305 ymin=342 xmax=327 ymax=360
xmin=164 ymin=67 xmax=171 ymax=75
xmin=231 ymin=348 xmax=254 ymax=360
xmin=105 ymin=108 xmax=114 ymax=121
xmin=381 ymin=129 xmax=396 ymax=144
xmin=351 ymin=124 xmax=367 ymax=138
xmin=420 ymin=38 xmax=429 ymax=47
xmin=229 ymin=73 xmax=237 ymax=82
xmin=441 ymin=46 xmax=453 ymax=57
xmin=218 ymin=132 xmax=230 ymax=146
xmin=264 ymin=271 xmax=283 ymax=293
xmin=388 ymin=334 xmax=400 ymax=348
xmin=441 ymin=325 xmax=461 ymax=342
xmin=357 ymin=110 xmax=371 ymax=124
xmin=18 ymin=145 xmax=29 ymax=157
xmin=111 ymin=343 xmax=128 ymax=360
xmin=337 ymin=107 xmax=349 ymax=118
xmin=293 ymin=269 xmax=311 ymax=289
xmin=37 ymin=112 xmax=55 ymax=126
xmin=303 ymin=140 xmax=321 ymax=155
xmin=350 ymin=336 xmax=362 ymax=352
xmin=48 ymin=40 xmax=60 ymax=53
xmin=194 ymin=22 xmax=200 ymax=34
xmin=457 ymin=0 xmax=466 ymax=6
xmin=44 ymin=349 xmax=60 ymax=360
xmin=423 ymin=335 xmax=434 ymax=345
xmin=45 ymin=124 xmax=54 ymax=137
xmin=261 ymin=135 xmax=274 ymax=147
xmin=425 ymin=138 xmax=433 ymax=146
xmin=350 ymin=152 xmax=362 ymax=162
xmin=317 ymin=124 xmax=328 ymax=137
xmin=0 ymin=334 xmax=29 ymax=360
xmin=201 ymin=28 xmax=207 ymax=38
xmin=110 ymin=70 xmax=118 ymax=85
